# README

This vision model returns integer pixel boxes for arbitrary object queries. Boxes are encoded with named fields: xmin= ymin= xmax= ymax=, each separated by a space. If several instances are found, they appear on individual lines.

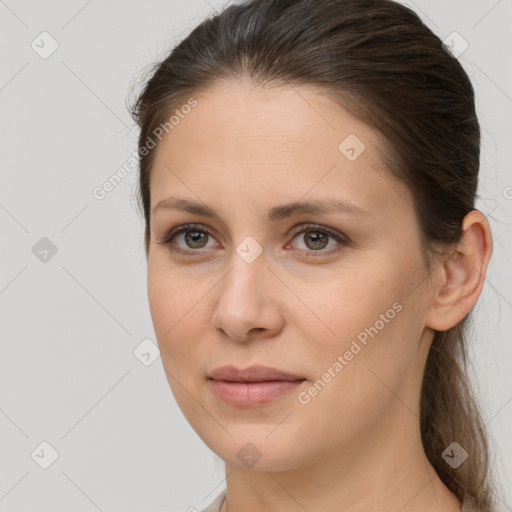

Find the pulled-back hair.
xmin=129 ymin=0 xmax=498 ymax=508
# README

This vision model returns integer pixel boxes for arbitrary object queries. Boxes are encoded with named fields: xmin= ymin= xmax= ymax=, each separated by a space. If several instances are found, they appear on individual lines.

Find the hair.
xmin=129 ymin=0 xmax=498 ymax=508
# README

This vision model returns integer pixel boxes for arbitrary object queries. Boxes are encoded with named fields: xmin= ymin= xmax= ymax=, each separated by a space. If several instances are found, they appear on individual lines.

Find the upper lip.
xmin=208 ymin=365 xmax=306 ymax=382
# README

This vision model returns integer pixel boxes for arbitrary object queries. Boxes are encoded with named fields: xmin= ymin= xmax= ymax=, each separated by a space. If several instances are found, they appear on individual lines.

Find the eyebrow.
xmin=152 ymin=196 xmax=373 ymax=222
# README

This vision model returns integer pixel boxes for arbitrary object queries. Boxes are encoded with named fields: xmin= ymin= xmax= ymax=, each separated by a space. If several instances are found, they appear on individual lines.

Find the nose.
xmin=210 ymin=251 xmax=284 ymax=343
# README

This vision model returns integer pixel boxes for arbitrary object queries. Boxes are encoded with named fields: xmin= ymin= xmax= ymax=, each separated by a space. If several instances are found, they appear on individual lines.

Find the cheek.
xmin=147 ymin=266 xmax=205 ymax=368
xmin=294 ymin=262 xmax=402 ymax=350
xmin=295 ymin=310 xmax=420 ymax=455
xmin=147 ymin=270 xmax=212 ymax=418
xmin=300 ymin=259 xmax=423 ymax=399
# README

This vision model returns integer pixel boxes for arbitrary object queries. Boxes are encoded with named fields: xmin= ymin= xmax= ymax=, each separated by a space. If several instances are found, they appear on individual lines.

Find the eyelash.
xmin=157 ymin=222 xmax=350 ymax=258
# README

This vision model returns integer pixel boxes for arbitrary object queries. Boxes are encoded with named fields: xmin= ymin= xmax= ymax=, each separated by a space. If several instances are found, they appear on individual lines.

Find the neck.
xmin=221 ymin=404 xmax=461 ymax=512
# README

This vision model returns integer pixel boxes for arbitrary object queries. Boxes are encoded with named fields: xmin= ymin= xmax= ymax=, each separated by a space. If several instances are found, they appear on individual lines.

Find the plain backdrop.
xmin=0 ymin=0 xmax=510 ymax=510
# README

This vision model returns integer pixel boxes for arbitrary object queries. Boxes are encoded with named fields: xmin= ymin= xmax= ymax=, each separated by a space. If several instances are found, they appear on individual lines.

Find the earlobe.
xmin=425 ymin=210 xmax=493 ymax=332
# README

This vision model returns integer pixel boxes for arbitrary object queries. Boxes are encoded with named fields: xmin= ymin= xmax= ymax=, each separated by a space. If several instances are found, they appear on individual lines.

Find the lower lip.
xmin=208 ymin=379 xmax=305 ymax=407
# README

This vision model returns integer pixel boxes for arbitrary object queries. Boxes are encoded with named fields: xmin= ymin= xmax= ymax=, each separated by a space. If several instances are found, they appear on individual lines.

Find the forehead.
xmin=160 ymin=81 xmax=380 ymax=160
xmin=149 ymin=80 xmax=412 ymax=220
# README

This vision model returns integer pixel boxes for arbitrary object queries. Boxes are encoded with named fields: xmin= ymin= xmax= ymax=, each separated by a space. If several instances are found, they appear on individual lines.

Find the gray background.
xmin=0 ymin=0 xmax=510 ymax=510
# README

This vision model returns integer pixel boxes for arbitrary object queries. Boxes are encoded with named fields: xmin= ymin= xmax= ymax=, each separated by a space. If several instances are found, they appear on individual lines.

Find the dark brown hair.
xmin=129 ymin=0 xmax=498 ymax=508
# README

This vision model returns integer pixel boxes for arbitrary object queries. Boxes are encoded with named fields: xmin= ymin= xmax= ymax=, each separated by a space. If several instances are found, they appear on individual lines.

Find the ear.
xmin=425 ymin=210 xmax=493 ymax=331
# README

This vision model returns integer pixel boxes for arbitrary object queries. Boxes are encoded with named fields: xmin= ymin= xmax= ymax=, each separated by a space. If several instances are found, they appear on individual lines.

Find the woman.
xmin=129 ymin=0 xmax=505 ymax=510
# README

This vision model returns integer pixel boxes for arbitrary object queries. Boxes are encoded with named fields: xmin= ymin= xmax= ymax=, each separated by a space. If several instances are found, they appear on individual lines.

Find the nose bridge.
xmin=211 ymin=237 xmax=282 ymax=340
xmin=222 ymin=239 xmax=268 ymax=310
xmin=223 ymin=229 xmax=268 ymax=291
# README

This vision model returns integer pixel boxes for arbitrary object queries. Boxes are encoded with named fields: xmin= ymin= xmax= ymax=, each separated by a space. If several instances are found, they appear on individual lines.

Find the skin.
xmin=146 ymin=79 xmax=493 ymax=512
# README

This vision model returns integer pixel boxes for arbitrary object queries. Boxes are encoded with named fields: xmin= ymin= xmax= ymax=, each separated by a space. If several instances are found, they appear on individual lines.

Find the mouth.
xmin=208 ymin=364 xmax=306 ymax=382
xmin=207 ymin=365 xmax=307 ymax=407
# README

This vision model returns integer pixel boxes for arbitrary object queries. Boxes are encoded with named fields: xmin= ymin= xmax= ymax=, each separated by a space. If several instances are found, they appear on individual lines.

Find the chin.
xmin=199 ymin=427 xmax=313 ymax=473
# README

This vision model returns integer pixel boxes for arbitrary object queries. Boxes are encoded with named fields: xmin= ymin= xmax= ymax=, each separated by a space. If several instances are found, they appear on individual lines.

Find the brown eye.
xmin=183 ymin=230 xmax=210 ymax=249
xmin=288 ymin=223 xmax=349 ymax=256
xmin=158 ymin=223 xmax=218 ymax=254
xmin=158 ymin=222 xmax=348 ymax=258
xmin=301 ymin=230 xmax=330 ymax=251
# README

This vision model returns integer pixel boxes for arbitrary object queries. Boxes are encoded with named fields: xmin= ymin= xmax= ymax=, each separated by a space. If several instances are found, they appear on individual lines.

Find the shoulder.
xmin=461 ymin=495 xmax=509 ymax=512
xmin=197 ymin=491 xmax=507 ymax=512
xmin=198 ymin=489 xmax=226 ymax=512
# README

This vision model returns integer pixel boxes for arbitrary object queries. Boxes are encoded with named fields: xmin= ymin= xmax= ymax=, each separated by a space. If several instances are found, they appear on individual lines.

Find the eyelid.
xmin=165 ymin=223 xmax=216 ymax=241
xmin=288 ymin=222 xmax=348 ymax=243
xmin=158 ymin=222 xmax=350 ymax=256
xmin=156 ymin=223 xmax=219 ymax=253
xmin=286 ymin=223 xmax=349 ymax=256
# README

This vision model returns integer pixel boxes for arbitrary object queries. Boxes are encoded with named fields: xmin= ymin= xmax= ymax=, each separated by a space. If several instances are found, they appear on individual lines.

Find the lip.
xmin=207 ymin=365 xmax=306 ymax=408
xmin=208 ymin=365 xmax=306 ymax=382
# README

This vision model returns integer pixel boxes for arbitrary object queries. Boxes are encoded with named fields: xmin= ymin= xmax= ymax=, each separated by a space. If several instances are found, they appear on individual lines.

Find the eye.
xmin=287 ymin=223 xmax=349 ymax=256
xmin=157 ymin=222 xmax=349 ymax=257
xmin=157 ymin=223 xmax=219 ymax=255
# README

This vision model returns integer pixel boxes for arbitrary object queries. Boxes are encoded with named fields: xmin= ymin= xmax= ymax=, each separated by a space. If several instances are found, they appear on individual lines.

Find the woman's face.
xmin=147 ymin=81 xmax=438 ymax=471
